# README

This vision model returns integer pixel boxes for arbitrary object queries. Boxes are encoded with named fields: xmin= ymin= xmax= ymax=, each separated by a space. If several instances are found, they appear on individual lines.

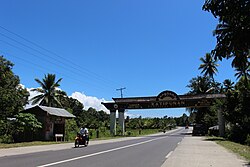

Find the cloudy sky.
xmin=26 ymin=87 xmax=108 ymax=112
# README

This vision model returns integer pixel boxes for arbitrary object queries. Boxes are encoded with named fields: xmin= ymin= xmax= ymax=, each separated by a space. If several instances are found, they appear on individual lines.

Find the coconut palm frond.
xmin=34 ymin=78 xmax=47 ymax=89
xmin=30 ymin=94 xmax=45 ymax=105
xmin=199 ymin=53 xmax=219 ymax=81
xmin=33 ymin=73 xmax=63 ymax=107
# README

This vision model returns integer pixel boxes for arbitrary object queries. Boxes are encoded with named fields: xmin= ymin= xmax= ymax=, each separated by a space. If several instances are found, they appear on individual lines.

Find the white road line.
xmin=37 ymin=136 xmax=167 ymax=167
xmin=165 ymin=151 xmax=173 ymax=159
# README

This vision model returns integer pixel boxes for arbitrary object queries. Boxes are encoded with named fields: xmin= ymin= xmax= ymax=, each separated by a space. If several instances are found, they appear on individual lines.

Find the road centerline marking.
xmin=37 ymin=136 xmax=167 ymax=167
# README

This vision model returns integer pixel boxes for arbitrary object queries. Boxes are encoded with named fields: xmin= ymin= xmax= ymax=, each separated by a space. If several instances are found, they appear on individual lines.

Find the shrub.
xmin=245 ymin=134 xmax=250 ymax=146
xmin=0 ymin=134 xmax=13 ymax=143
xmin=126 ymin=131 xmax=132 ymax=136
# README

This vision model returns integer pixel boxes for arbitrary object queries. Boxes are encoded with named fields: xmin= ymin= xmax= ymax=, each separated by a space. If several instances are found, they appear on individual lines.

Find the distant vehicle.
xmin=192 ymin=124 xmax=206 ymax=136
xmin=185 ymin=125 xmax=189 ymax=129
xmin=208 ymin=125 xmax=219 ymax=136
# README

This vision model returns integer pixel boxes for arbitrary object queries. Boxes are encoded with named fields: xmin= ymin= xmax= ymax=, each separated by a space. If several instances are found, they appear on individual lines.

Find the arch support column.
xmin=110 ymin=109 xmax=116 ymax=136
xmin=118 ymin=109 xmax=125 ymax=135
xmin=218 ymin=108 xmax=225 ymax=137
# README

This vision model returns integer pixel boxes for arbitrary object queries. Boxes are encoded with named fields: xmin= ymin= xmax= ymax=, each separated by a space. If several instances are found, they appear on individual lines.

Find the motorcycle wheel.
xmin=75 ymin=139 xmax=80 ymax=148
xmin=84 ymin=140 xmax=88 ymax=147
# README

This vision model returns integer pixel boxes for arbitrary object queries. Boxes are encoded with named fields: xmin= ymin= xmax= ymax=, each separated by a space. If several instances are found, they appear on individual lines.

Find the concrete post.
xmin=118 ymin=109 xmax=125 ymax=135
xmin=110 ymin=109 xmax=116 ymax=136
xmin=218 ymin=108 xmax=225 ymax=137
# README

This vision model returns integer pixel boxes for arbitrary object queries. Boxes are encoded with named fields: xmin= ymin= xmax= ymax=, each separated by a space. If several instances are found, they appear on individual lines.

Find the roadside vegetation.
xmin=186 ymin=0 xmax=250 ymax=146
xmin=65 ymin=114 xmax=178 ymax=141
xmin=207 ymin=137 xmax=250 ymax=163
xmin=217 ymin=140 xmax=250 ymax=163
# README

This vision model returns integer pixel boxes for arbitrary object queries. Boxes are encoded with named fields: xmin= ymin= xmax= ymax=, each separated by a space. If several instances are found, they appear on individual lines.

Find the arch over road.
xmin=102 ymin=90 xmax=226 ymax=136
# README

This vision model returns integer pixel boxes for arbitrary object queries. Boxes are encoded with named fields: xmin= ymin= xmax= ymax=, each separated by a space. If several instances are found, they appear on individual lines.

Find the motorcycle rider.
xmin=80 ymin=126 xmax=89 ymax=144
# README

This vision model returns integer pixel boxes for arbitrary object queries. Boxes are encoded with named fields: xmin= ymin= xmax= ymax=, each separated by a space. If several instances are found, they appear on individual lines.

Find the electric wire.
xmin=0 ymin=25 xmax=122 ymax=87
xmin=0 ymin=49 xmax=111 ymax=93
xmin=0 ymin=39 xmax=113 ymax=89
xmin=0 ymin=35 xmax=116 ymax=90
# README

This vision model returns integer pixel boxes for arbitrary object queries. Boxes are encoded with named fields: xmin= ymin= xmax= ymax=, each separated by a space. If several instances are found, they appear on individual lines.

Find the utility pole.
xmin=116 ymin=87 xmax=126 ymax=98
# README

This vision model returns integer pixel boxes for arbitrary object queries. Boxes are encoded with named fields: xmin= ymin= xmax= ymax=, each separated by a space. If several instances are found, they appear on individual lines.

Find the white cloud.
xmin=24 ymin=85 xmax=110 ymax=113
xmin=125 ymin=112 xmax=141 ymax=118
xmin=25 ymin=87 xmax=42 ymax=109
xmin=70 ymin=92 xmax=109 ymax=113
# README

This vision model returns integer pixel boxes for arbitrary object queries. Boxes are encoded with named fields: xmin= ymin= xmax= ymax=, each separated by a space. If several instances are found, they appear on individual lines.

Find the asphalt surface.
xmin=0 ymin=128 xmax=186 ymax=167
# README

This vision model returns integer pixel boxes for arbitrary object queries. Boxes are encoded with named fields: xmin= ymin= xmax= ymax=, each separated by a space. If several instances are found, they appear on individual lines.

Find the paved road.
xmin=0 ymin=128 xmax=187 ymax=167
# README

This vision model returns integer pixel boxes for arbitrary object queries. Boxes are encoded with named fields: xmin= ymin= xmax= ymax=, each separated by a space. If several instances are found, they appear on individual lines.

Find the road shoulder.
xmin=161 ymin=129 xmax=248 ymax=167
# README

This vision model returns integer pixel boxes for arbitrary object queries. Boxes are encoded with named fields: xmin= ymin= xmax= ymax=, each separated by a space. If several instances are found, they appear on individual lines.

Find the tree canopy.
xmin=203 ymin=0 xmax=250 ymax=64
xmin=0 ymin=56 xmax=42 ymax=143
xmin=203 ymin=0 xmax=250 ymax=90
xmin=0 ymin=56 xmax=29 ymax=120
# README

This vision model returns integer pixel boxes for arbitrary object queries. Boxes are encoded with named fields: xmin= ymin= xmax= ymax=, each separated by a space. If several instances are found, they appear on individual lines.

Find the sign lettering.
xmin=156 ymin=90 xmax=180 ymax=101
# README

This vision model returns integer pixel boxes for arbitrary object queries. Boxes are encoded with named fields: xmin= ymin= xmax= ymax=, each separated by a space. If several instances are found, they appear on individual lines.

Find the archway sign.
xmin=102 ymin=90 xmax=226 ymax=136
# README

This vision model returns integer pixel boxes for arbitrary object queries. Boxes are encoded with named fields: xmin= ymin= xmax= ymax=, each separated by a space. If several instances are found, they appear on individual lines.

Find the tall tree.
xmin=203 ymin=0 xmax=250 ymax=85
xmin=223 ymin=77 xmax=250 ymax=143
xmin=203 ymin=0 xmax=250 ymax=61
xmin=198 ymin=53 xmax=219 ymax=82
xmin=31 ymin=74 xmax=63 ymax=107
xmin=0 ymin=56 xmax=30 ymax=141
xmin=0 ymin=56 xmax=29 ymax=120
xmin=186 ymin=76 xmax=220 ymax=127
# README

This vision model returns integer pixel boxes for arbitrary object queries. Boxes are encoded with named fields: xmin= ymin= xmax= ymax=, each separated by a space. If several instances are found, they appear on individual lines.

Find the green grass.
xmin=207 ymin=137 xmax=250 ymax=163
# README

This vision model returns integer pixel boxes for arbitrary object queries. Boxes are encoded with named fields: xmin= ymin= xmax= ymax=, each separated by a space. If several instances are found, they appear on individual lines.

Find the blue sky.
xmin=1 ymin=0 xmax=236 ymax=118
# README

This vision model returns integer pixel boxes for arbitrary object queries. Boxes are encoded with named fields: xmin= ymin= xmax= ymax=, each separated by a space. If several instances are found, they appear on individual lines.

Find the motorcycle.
xmin=75 ymin=132 xmax=89 ymax=147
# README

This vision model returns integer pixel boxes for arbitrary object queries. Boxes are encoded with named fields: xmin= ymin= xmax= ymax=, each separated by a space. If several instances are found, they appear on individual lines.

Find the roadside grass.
xmin=88 ymin=128 xmax=162 ymax=139
xmin=0 ymin=128 xmax=163 ymax=149
xmin=207 ymin=136 xmax=250 ymax=163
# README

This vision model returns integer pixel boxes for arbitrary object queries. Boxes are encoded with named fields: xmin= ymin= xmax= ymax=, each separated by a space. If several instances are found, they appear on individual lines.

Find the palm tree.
xmin=223 ymin=79 xmax=234 ymax=93
xmin=30 ymin=73 xmax=63 ymax=107
xmin=187 ymin=76 xmax=213 ymax=95
xmin=234 ymin=62 xmax=250 ymax=87
xmin=186 ymin=76 xmax=221 ymax=125
xmin=199 ymin=53 xmax=219 ymax=82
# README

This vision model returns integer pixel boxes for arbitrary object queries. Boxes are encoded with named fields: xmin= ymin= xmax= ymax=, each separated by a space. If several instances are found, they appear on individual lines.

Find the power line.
xmin=0 ymin=50 xmax=112 ymax=92
xmin=0 ymin=31 xmax=125 ymax=93
xmin=0 ymin=33 xmax=116 ymax=89
xmin=0 ymin=25 xmax=122 ymax=88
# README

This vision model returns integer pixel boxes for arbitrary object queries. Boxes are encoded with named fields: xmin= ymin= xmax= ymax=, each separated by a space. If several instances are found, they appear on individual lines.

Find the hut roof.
xmin=24 ymin=105 xmax=76 ymax=118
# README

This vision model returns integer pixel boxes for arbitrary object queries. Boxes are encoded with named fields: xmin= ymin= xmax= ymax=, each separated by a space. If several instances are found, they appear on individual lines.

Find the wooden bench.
xmin=55 ymin=134 xmax=63 ymax=142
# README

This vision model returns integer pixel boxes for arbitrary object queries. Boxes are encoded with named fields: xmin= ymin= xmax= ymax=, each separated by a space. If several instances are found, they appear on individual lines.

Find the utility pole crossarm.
xmin=116 ymin=87 xmax=126 ymax=98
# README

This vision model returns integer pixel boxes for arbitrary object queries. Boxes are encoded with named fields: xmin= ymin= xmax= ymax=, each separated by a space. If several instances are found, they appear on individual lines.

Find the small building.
xmin=22 ymin=105 xmax=75 ymax=141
